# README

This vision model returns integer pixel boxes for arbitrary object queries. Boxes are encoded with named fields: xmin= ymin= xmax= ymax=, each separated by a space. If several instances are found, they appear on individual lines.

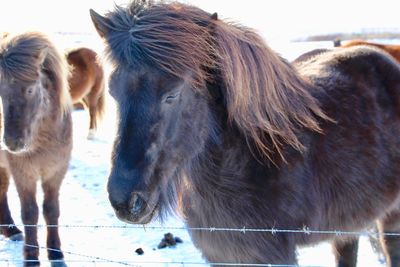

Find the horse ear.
xmin=37 ymin=48 xmax=47 ymax=66
xmin=90 ymin=9 xmax=113 ymax=38
xmin=211 ymin=12 xmax=218 ymax=20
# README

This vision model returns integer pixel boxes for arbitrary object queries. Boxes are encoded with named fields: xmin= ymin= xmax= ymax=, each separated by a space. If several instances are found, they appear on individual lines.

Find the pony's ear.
xmin=37 ymin=48 xmax=47 ymax=66
xmin=210 ymin=12 xmax=218 ymax=20
xmin=90 ymin=9 xmax=113 ymax=38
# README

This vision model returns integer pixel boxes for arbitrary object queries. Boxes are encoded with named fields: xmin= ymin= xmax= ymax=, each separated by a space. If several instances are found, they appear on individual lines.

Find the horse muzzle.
xmin=3 ymin=136 xmax=29 ymax=153
xmin=109 ymin=191 xmax=157 ymax=224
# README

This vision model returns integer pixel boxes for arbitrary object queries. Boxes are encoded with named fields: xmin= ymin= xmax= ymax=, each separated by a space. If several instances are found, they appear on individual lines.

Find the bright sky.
xmin=1 ymin=0 xmax=399 ymax=41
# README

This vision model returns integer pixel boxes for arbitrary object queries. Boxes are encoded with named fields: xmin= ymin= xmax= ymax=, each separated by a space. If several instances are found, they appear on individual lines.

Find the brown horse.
xmin=66 ymin=47 xmax=105 ymax=139
xmin=91 ymin=1 xmax=400 ymax=266
xmin=0 ymin=32 xmax=72 ymax=267
xmin=339 ymin=39 xmax=400 ymax=63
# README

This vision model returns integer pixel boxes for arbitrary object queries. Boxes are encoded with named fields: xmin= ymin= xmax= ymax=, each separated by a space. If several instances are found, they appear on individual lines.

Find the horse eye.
xmin=164 ymin=92 xmax=180 ymax=104
xmin=27 ymin=88 xmax=33 ymax=94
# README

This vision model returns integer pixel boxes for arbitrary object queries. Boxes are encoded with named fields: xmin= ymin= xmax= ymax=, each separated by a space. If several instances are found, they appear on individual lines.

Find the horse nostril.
xmin=130 ymin=193 xmax=146 ymax=215
xmin=5 ymin=137 xmax=25 ymax=152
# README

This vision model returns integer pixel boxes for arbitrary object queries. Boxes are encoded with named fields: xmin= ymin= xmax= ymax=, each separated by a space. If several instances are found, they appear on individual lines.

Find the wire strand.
xmin=0 ymin=223 xmax=395 ymax=237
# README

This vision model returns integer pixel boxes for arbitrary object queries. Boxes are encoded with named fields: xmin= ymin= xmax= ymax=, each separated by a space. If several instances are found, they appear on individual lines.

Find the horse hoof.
xmin=87 ymin=129 xmax=96 ymax=140
xmin=51 ymin=260 xmax=68 ymax=267
xmin=9 ymin=232 xmax=24 ymax=241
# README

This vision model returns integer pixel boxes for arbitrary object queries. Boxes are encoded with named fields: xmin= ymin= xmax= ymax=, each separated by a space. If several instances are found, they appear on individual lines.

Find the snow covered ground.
xmin=0 ymin=34 xmax=394 ymax=266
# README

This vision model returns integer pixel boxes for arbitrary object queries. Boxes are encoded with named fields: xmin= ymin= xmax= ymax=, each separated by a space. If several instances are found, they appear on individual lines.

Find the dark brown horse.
xmin=91 ymin=1 xmax=400 ymax=266
xmin=339 ymin=39 xmax=400 ymax=63
xmin=66 ymin=47 xmax=105 ymax=139
xmin=0 ymin=32 xmax=72 ymax=267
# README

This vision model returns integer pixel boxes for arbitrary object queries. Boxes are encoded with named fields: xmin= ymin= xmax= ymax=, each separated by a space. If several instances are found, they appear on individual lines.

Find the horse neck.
xmin=182 ymin=115 xmax=278 ymax=222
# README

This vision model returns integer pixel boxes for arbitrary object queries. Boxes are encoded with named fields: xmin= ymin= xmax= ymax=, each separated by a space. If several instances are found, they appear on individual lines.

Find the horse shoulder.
xmin=338 ymin=46 xmax=400 ymax=106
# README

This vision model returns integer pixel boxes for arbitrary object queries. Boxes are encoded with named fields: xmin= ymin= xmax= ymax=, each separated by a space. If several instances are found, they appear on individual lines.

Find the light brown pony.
xmin=0 ymin=32 xmax=72 ymax=267
xmin=340 ymin=40 xmax=400 ymax=63
xmin=66 ymin=47 xmax=105 ymax=139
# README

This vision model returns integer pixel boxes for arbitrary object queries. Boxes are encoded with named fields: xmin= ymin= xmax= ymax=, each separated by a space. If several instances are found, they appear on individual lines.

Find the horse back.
xmin=340 ymin=40 xmax=400 ymax=64
xmin=297 ymin=45 xmax=400 ymax=113
xmin=295 ymin=46 xmax=400 ymax=232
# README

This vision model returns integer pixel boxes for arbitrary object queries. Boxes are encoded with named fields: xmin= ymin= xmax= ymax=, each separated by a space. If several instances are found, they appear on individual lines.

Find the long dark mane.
xmin=99 ymin=0 xmax=328 ymax=159
xmin=0 ymin=32 xmax=71 ymax=116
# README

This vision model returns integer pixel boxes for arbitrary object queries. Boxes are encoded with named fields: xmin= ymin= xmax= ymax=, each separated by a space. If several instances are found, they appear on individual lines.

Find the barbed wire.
xmin=0 ymin=223 xmax=397 ymax=237
xmin=1 ymin=259 xmax=324 ymax=267
xmin=0 ymin=223 xmax=388 ymax=267
xmin=1 ymin=242 xmax=330 ymax=267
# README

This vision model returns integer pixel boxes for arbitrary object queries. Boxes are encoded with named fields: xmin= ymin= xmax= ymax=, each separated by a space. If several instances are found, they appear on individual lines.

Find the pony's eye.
xmin=163 ymin=92 xmax=180 ymax=104
xmin=27 ymin=88 xmax=33 ymax=95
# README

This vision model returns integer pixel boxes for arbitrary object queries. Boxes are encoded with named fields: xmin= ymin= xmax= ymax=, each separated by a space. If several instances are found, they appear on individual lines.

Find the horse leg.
xmin=0 ymin=166 xmax=23 ymax=240
xmin=87 ymin=99 xmax=97 ymax=139
xmin=377 ymin=210 xmax=400 ymax=267
xmin=332 ymin=238 xmax=359 ymax=267
xmin=86 ymin=80 xmax=105 ymax=140
xmin=15 ymin=177 xmax=40 ymax=267
xmin=81 ymin=96 xmax=96 ymax=139
xmin=42 ymin=174 xmax=67 ymax=267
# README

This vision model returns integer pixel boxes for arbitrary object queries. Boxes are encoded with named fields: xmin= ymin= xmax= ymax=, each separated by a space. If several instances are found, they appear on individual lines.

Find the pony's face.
xmin=107 ymin=66 xmax=211 ymax=224
xmin=0 ymin=74 xmax=47 ymax=153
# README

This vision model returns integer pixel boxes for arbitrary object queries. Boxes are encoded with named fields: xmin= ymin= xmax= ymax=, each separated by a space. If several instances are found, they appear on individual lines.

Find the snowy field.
xmin=0 ymin=33 xmax=396 ymax=266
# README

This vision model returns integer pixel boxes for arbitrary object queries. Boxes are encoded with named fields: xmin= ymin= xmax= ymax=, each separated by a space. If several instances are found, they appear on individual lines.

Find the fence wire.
xmin=0 ymin=223 xmax=390 ymax=267
xmin=0 ymin=223 xmax=397 ymax=237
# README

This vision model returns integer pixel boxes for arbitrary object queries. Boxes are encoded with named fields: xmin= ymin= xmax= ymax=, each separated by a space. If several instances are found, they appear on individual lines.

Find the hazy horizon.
xmin=1 ymin=0 xmax=400 ymax=41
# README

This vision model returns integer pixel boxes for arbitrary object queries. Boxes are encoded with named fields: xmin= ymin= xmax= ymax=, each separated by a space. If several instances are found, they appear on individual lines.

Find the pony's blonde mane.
xmin=101 ymin=0 xmax=329 ymax=159
xmin=0 ymin=32 xmax=71 ymax=118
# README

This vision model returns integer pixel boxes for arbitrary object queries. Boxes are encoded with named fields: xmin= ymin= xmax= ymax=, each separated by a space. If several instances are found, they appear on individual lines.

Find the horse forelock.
xmin=0 ymin=34 xmax=44 ymax=84
xmin=103 ymin=0 xmax=217 ymax=88
xmin=104 ymin=1 xmax=329 ymax=161
xmin=0 ymin=32 xmax=71 ymax=118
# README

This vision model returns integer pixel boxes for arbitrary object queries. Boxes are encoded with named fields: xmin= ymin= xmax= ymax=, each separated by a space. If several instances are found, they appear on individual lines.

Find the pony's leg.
xmin=85 ymin=81 xmax=105 ymax=140
xmin=14 ymin=177 xmax=40 ymax=267
xmin=80 ymin=96 xmax=96 ymax=139
xmin=87 ymin=109 xmax=97 ymax=140
xmin=332 ymin=238 xmax=359 ymax=267
xmin=0 ymin=167 xmax=23 ymax=240
xmin=86 ymin=95 xmax=97 ymax=140
xmin=377 ymin=210 xmax=400 ymax=267
xmin=41 ymin=175 xmax=67 ymax=267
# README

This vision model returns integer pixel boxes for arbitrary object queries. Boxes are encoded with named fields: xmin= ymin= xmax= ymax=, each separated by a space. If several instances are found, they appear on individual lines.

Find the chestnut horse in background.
xmin=0 ymin=32 xmax=72 ymax=267
xmin=339 ymin=40 xmax=400 ymax=63
xmin=91 ymin=1 xmax=400 ymax=267
xmin=66 ymin=47 xmax=105 ymax=139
